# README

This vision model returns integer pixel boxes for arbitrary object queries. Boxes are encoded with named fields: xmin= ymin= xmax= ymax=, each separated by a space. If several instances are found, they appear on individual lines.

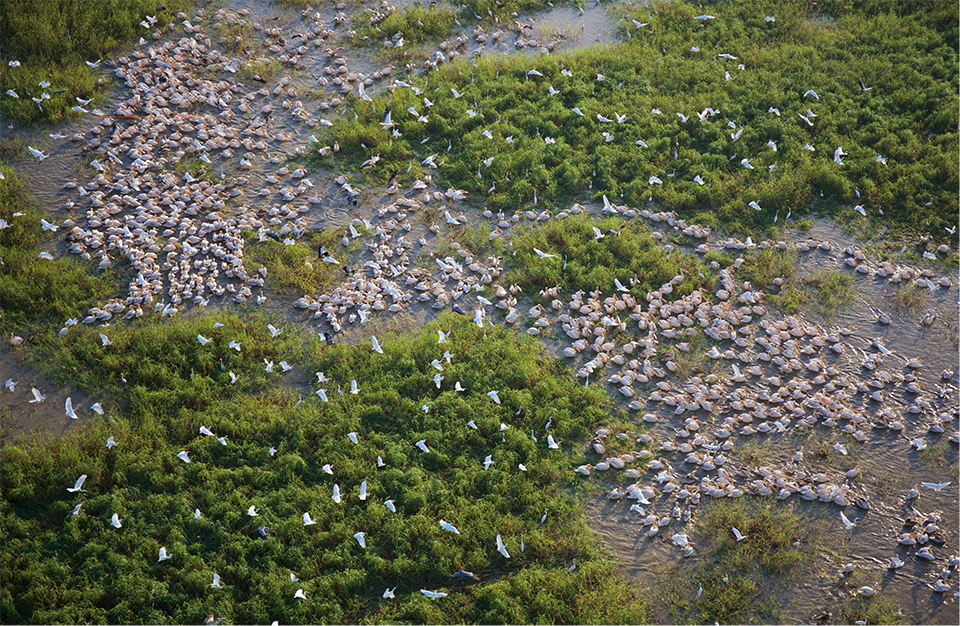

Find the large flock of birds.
xmin=3 ymin=0 xmax=958 ymax=616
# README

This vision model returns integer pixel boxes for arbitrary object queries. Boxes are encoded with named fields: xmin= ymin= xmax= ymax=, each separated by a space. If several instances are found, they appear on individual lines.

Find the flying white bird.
xmin=67 ymin=474 xmax=88 ymax=493
xmin=332 ymin=484 xmax=342 ymax=503
xmin=210 ymin=573 xmax=222 ymax=589
xmin=496 ymin=534 xmax=511 ymax=558
xmin=840 ymin=511 xmax=857 ymax=530
xmin=247 ymin=505 xmax=259 ymax=517
xmin=416 ymin=439 xmax=430 ymax=453
xmin=420 ymin=589 xmax=447 ymax=600
xmin=110 ymin=513 xmax=122 ymax=528
xmin=65 ymin=397 xmax=78 ymax=419
xmin=158 ymin=547 xmax=172 ymax=562
xmin=487 ymin=390 xmax=501 ymax=404
xmin=303 ymin=512 xmax=317 ymax=526
xmin=177 ymin=450 xmax=191 ymax=463
xmin=732 ymin=527 xmax=747 ymax=542
xmin=440 ymin=519 xmax=460 ymax=534
xmin=354 ymin=532 xmax=367 ymax=548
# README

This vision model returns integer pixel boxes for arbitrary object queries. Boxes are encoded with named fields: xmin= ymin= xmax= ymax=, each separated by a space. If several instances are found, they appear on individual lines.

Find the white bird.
xmin=496 ymin=534 xmax=511 ymax=558
xmin=158 ymin=547 xmax=172 ymax=562
xmin=322 ymin=464 xmax=334 ymax=475
xmin=332 ymin=484 xmax=342 ymax=503
xmin=798 ymin=113 xmax=814 ymax=126
xmin=740 ymin=158 xmax=754 ymax=170
xmin=483 ymin=455 xmax=494 ymax=470
xmin=30 ymin=387 xmax=46 ymax=403
xmin=247 ymin=505 xmax=259 ymax=517
xmin=547 ymin=434 xmax=560 ymax=449
xmin=199 ymin=426 xmax=216 ymax=437
xmin=834 ymin=442 xmax=848 ymax=456
xmin=229 ymin=340 xmax=241 ymax=351
xmin=371 ymin=336 xmax=383 ymax=354
xmin=440 ymin=519 xmax=460 ymax=534
xmin=303 ymin=512 xmax=317 ymax=526
xmin=694 ymin=15 xmax=715 ymax=20
xmin=766 ymin=140 xmax=777 ymax=152
xmin=889 ymin=556 xmax=905 ymax=569
xmin=748 ymin=201 xmax=762 ymax=212
xmin=194 ymin=509 xmax=202 ymax=519
xmin=350 ymin=379 xmax=359 ymax=395
xmin=65 ymin=397 xmax=78 ymax=419
xmin=106 ymin=436 xmax=117 ymax=449
xmin=177 ymin=450 xmax=191 ymax=463
xmin=384 ymin=499 xmax=396 ymax=513
xmin=294 ymin=589 xmax=307 ymax=600
xmin=487 ymin=390 xmax=501 ymax=404
xmin=359 ymin=480 xmax=368 ymax=501
xmin=91 ymin=402 xmax=103 ymax=415
xmin=420 ymin=589 xmax=447 ymax=600
xmin=268 ymin=324 xmax=282 ymax=338
xmin=803 ymin=90 xmax=820 ymax=100
xmin=4 ymin=378 xmax=15 ymax=393
xmin=354 ymin=532 xmax=367 ymax=548
xmin=834 ymin=146 xmax=847 ymax=165
xmin=383 ymin=588 xmax=396 ymax=599
xmin=110 ymin=513 xmax=122 ymax=528
xmin=438 ymin=330 xmax=449 ymax=344
xmin=416 ymin=439 xmax=430 ymax=453
xmin=533 ymin=247 xmax=555 ymax=259
xmin=732 ymin=527 xmax=746 ymax=542
xmin=67 ymin=475 xmax=88 ymax=493
xmin=920 ymin=482 xmax=951 ymax=492
xmin=27 ymin=146 xmax=48 ymax=161
xmin=316 ymin=389 xmax=328 ymax=402
xmin=840 ymin=511 xmax=857 ymax=530
xmin=433 ymin=373 xmax=444 ymax=388
xmin=210 ymin=573 xmax=222 ymax=589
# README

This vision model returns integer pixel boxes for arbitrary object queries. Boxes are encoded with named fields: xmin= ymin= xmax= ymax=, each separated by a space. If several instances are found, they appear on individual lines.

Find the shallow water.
xmin=1 ymin=0 xmax=957 ymax=623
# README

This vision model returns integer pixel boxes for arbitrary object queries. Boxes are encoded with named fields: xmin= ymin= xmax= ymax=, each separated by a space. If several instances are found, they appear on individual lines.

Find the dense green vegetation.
xmin=318 ymin=0 xmax=958 ymax=241
xmin=508 ymin=215 xmax=715 ymax=297
xmin=1 ymin=312 xmax=649 ymax=623
xmin=0 ymin=166 xmax=121 ymax=337
xmin=0 ymin=0 xmax=189 ymax=124
xmin=242 ymin=230 xmax=356 ymax=298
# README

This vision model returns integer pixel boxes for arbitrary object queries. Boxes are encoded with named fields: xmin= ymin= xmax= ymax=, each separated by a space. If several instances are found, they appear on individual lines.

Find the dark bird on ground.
xmin=452 ymin=570 xmax=481 ymax=582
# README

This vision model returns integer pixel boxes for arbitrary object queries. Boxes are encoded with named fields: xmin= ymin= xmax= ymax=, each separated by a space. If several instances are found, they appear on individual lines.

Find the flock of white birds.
xmin=3 ymin=0 xmax=958 ymax=615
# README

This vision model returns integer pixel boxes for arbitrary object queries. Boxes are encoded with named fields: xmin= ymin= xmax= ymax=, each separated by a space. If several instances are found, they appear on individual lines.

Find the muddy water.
xmin=583 ymin=219 xmax=958 ymax=624
xmin=1 ymin=1 xmax=957 ymax=624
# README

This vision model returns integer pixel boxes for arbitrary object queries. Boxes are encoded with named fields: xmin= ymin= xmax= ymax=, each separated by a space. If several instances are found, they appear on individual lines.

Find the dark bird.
xmin=318 ymin=245 xmax=328 ymax=259
xmin=451 ymin=304 xmax=467 ymax=316
xmin=858 ymin=80 xmax=872 ymax=92
xmin=256 ymin=526 xmax=272 ymax=539
xmin=323 ymin=332 xmax=334 ymax=347
xmin=452 ymin=570 xmax=481 ymax=582
xmin=252 ymin=75 xmax=266 ymax=83
xmin=265 ymin=231 xmax=281 ymax=242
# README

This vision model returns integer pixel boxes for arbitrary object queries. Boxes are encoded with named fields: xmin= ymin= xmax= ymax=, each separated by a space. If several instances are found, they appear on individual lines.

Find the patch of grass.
xmin=0 ymin=166 xmax=121 ymax=337
xmin=806 ymin=269 xmax=856 ymax=317
xmin=650 ymin=498 xmax=820 ymax=625
xmin=320 ymin=0 xmax=959 ymax=241
xmin=650 ymin=498 xmax=817 ymax=624
xmin=237 ymin=57 xmax=282 ymax=83
xmin=738 ymin=248 xmax=799 ymax=290
xmin=834 ymin=596 xmax=903 ymax=625
xmin=892 ymin=282 xmax=928 ymax=312
xmin=0 ymin=314 xmax=648 ymax=624
xmin=242 ymin=230 xmax=354 ymax=297
xmin=352 ymin=5 xmax=457 ymax=47
xmin=507 ymin=215 xmax=714 ymax=298
xmin=0 ymin=0 xmax=191 ymax=125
